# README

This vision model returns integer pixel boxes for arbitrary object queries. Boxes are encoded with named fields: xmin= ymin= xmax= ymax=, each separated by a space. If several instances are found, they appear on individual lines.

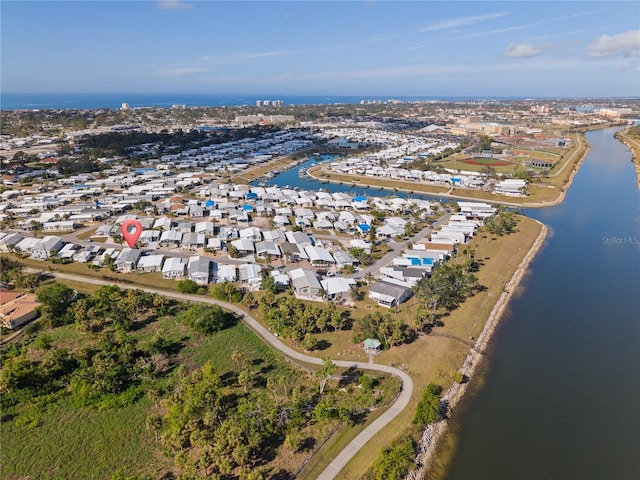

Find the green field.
xmin=1 ymin=289 xmax=398 ymax=480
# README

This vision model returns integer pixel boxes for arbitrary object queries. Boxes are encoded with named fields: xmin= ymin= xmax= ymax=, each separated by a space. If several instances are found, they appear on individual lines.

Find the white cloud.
xmin=156 ymin=1 xmax=193 ymax=10
xmin=587 ymin=30 xmax=640 ymax=58
xmin=419 ymin=13 xmax=507 ymax=32
xmin=503 ymin=42 xmax=552 ymax=58
xmin=458 ymin=9 xmax=606 ymax=40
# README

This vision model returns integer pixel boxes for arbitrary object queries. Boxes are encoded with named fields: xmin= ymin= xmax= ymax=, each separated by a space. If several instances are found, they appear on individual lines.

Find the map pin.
xmin=121 ymin=219 xmax=142 ymax=248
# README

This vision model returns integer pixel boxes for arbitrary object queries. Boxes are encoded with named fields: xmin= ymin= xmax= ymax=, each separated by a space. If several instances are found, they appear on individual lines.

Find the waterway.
xmin=270 ymin=129 xmax=640 ymax=480
xmin=442 ymin=127 xmax=640 ymax=480
xmin=252 ymin=155 xmax=452 ymax=204
xmin=263 ymin=128 xmax=640 ymax=479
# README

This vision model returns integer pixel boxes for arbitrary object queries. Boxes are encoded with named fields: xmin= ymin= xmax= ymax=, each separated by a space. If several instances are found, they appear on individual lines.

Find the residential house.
xmin=0 ymin=291 xmax=40 ymax=329
xmin=262 ymin=229 xmax=286 ymax=243
xmin=321 ymin=277 xmax=356 ymax=301
xmin=238 ymin=263 xmax=262 ymax=290
xmin=115 ymin=248 xmax=142 ymax=272
xmin=368 ymin=280 xmax=413 ymax=308
xmin=136 ymin=254 xmax=165 ymax=273
xmin=188 ymin=256 xmax=211 ymax=285
xmin=216 ymin=264 xmax=237 ymax=283
xmin=255 ymin=241 xmax=281 ymax=259
xmin=305 ymin=246 xmax=335 ymax=267
xmin=31 ymin=236 xmax=64 ymax=260
xmin=239 ymin=226 xmax=262 ymax=241
xmin=159 ymin=230 xmax=182 ymax=247
xmin=194 ymin=221 xmax=216 ymax=237
xmin=42 ymin=220 xmax=78 ymax=233
xmin=285 ymin=231 xmax=313 ymax=248
xmin=162 ymin=257 xmax=187 ymax=279
xmin=280 ymin=242 xmax=308 ymax=263
xmin=332 ymin=249 xmax=358 ymax=268
xmin=230 ymin=238 xmax=255 ymax=255
xmin=0 ymin=232 xmax=24 ymax=252
xmin=289 ymin=268 xmax=323 ymax=301
xmin=181 ymin=232 xmax=205 ymax=251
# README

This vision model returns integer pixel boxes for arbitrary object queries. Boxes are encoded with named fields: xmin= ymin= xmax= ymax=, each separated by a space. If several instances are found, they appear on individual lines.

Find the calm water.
xmin=0 ymin=92 xmax=535 ymax=111
xmin=254 ymin=156 xmax=450 ymax=204
xmin=443 ymin=127 xmax=640 ymax=480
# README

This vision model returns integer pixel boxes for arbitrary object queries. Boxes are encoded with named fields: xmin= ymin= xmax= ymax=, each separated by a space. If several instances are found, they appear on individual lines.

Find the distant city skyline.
xmin=1 ymin=1 xmax=639 ymax=97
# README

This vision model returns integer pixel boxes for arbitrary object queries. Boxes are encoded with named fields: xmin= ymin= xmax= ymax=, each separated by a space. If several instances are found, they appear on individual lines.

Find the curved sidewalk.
xmin=29 ymin=269 xmax=414 ymax=480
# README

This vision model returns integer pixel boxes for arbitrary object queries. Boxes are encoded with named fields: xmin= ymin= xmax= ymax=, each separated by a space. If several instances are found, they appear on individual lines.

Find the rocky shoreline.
xmin=407 ymin=221 xmax=549 ymax=480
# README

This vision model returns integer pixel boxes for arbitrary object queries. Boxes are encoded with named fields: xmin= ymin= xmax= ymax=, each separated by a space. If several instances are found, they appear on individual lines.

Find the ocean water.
xmin=0 ymin=93 xmax=533 ymax=111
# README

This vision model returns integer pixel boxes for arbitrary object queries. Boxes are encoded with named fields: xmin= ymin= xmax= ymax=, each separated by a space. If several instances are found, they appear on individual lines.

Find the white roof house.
xmin=137 ymin=254 xmax=165 ymax=273
xmin=230 ymin=238 xmax=255 ymax=254
xmin=368 ymin=280 xmax=413 ymax=308
xmin=262 ymin=229 xmax=286 ymax=243
xmin=289 ymin=268 xmax=323 ymax=301
xmin=239 ymin=263 xmax=262 ymax=290
xmin=216 ymin=264 xmax=237 ymax=283
xmin=31 ymin=236 xmax=64 ymax=260
xmin=321 ymin=277 xmax=356 ymax=300
xmin=114 ymin=248 xmax=142 ymax=272
xmin=162 ymin=257 xmax=187 ymax=279
xmin=255 ymin=241 xmax=281 ymax=258
xmin=188 ymin=256 xmax=211 ymax=285
xmin=305 ymin=246 xmax=335 ymax=266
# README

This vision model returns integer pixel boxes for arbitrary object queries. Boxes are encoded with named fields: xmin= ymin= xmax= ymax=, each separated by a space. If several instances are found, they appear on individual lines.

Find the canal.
xmin=442 ymin=127 xmax=640 ymax=480
xmin=263 ymin=128 xmax=640 ymax=479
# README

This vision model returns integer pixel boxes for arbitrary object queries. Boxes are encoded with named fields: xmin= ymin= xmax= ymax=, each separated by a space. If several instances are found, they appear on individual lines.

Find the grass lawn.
xmin=10 ymin=255 xmax=186 ymax=293
xmin=2 ymin=395 xmax=170 ymax=480
xmin=245 ymin=216 xmax=543 ymax=479
xmin=335 ymin=216 xmax=544 ymax=479
xmin=75 ymin=227 xmax=97 ymax=240
xmin=1 ymin=212 xmax=544 ymax=479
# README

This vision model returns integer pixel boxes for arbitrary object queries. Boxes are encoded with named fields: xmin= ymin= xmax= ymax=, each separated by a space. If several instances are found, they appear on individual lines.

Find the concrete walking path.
xmin=27 ymin=269 xmax=414 ymax=480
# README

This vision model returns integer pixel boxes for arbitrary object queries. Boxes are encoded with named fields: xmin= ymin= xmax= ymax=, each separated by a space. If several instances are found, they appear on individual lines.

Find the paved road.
xmin=27 ymin=268 xmax=413 ymax=480
xmin=353 ymin=211 xmax=452 ymax=281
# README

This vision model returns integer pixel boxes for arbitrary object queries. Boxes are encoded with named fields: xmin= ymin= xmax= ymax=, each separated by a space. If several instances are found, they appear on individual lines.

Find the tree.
xmin=368 ymin=224 xmax=377 ymax=244
xmin=0 ymin=257 xmax=24 ymax=284
xmin=451 ymin=370 xmax=464 ymax=384
xmin=302 ymin=333 xmax=318 ymax=351
xmin=413 ymin=383 xmax=443 ymax=427
xmin=177 ymin=279 xmax=202 ymax=294
xmin=231 ymin=350 xmax=244 ymax=372
xmin=227 ymin=244 xmax=239 ymax=258
xmin=316 ymin=356 xmax=337 ymax=394
xmin=366 ymin=436 xmax=415 ymax=480
xmin=211 ymin=282 xmax=242 ymax=303
xmin=36 ymin=282 xmax=73 ymax=318
xmin=261 ymin=274 xmax=278 ymax=294
xmin=238 ymin=368 xmax=251 ymax=392
xmin=182 ymin=304 xmax=237 ymax=334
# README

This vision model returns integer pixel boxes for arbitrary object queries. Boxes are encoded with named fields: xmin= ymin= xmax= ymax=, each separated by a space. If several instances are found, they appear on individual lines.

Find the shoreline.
xmin=408 ymin=220 xmax=549 ymax=479
xmin=307 ymin=133 xmax=591 ymax=210
xmin=614 ymin=128 xmax=640 ymax=190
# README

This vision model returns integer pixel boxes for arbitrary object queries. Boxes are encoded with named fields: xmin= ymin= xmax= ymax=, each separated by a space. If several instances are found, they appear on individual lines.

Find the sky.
xmin=1 ymin=0 xmax=639 ymax=97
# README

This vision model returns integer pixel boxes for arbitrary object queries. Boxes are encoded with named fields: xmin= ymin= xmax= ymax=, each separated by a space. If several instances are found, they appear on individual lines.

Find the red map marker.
xmin=121 ymin=219 xmax=142 ymax=248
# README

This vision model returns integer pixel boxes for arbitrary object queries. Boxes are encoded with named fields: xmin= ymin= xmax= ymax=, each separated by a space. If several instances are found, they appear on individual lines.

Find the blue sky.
xmin=2 ymin=1 xmax=639 ymax=97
